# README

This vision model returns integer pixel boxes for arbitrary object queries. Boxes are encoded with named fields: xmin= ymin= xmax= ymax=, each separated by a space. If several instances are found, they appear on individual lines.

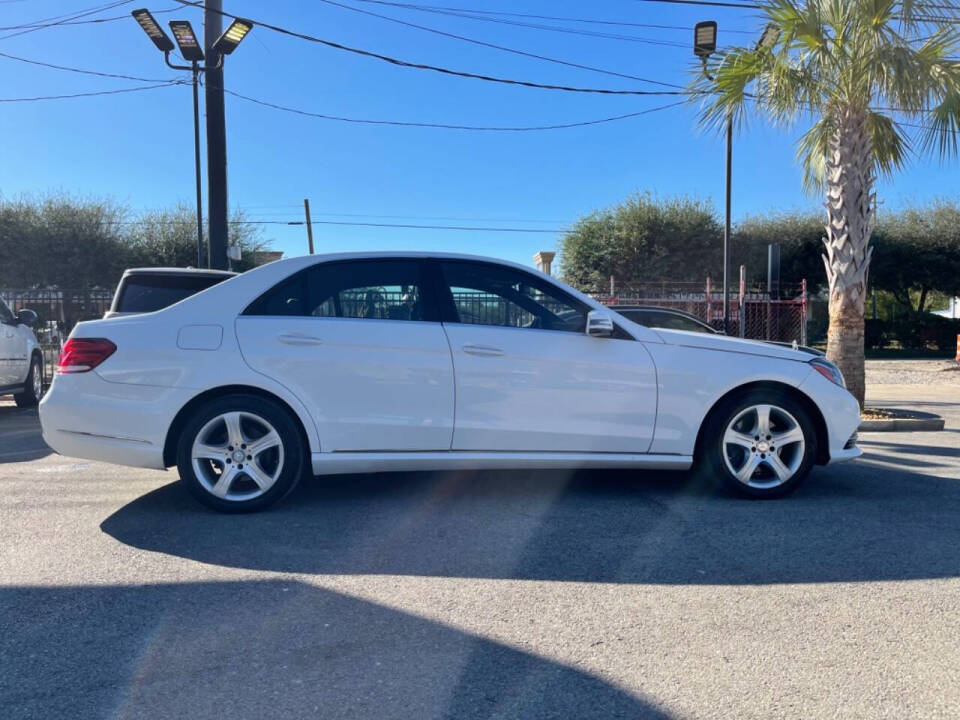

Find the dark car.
xmin=105 ymin=268 xmax=237 ymax=318
xmin=612 ymin=305 xmax=824 ymax=356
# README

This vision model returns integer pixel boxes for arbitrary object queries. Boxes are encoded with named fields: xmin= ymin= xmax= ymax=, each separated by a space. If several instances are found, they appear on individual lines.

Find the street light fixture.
xmin=694 ymin=21 xmax=717 ymax=62
xmin=694 ymin=21 xmax=777 ymax=335
xmin=213 ymin=18 xmax=254 ymax=55
xmin=168 ymin=20 xmax=205 ymax=63
xmin=131 ymin=10 xmax=253 ymax=268
xmin=132 ymin=9 xmax=173 ymax=53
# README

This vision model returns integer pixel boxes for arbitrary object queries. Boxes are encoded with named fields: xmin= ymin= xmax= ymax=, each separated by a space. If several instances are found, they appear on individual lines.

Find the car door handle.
xmin=462 ymin=344 xmax=504 ymax=357
xmin=277 ymin=333 xmax=324 ymax=346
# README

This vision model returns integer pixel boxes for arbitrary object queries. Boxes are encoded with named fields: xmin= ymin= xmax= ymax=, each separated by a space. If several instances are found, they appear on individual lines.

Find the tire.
xmin=14 ymin=354 xmax=43 ymax=408
xmin=695 ymin=389 xmax=817 ymax=499
xmin=176 ymin=394 xmax=306 ymax=513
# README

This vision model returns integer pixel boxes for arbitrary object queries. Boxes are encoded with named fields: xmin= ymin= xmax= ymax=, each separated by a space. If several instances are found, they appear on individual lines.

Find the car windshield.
xmin=114 ymin=274 xmax=230 ymax=313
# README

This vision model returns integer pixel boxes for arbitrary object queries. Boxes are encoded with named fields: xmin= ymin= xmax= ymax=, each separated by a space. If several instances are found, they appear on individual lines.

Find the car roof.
xmin=121 ymin=267 xmax=237 ymax=277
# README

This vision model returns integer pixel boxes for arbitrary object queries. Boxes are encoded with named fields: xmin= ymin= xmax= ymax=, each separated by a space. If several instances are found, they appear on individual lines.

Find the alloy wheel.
xmin=722 ymin=404 xmax=806 ymax=489
xmin=190 ymin=411 xmax=285 ymax=501
xmin=31 ymin=358 xmax=42 ymax=398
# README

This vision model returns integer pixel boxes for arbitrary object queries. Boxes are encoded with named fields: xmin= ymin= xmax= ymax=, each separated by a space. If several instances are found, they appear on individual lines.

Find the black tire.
xmin=695 ymin=389 xmax=817 ymax=499
xmin=14 ymin=354 xmax=43 ymax=408
xmin=176 ymin=393 xmax=306 ymax=513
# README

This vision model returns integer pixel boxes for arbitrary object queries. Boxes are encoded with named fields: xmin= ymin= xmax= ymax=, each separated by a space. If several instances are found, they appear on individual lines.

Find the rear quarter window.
xmin=114 ymin=274 xmax=230 ymax=314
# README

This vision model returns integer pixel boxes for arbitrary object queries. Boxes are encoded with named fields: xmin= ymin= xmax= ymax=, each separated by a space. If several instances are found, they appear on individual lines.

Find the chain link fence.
xmin=592 ymin=276 xmax=809 ymax=345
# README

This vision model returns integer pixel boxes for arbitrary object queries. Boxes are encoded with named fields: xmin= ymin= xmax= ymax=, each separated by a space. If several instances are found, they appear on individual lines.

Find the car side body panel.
xmin=38 ymin=252 xmax=861 ymax=481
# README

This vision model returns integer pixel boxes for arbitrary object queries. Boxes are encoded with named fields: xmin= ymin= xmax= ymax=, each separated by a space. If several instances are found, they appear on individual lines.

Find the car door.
xmin=236 ymin=258 xmax=455 ymax=452
xmin=435 ymin=260 xmax=658 ymax=453
xmin=0 ymin=299 xmax=24 ymax=387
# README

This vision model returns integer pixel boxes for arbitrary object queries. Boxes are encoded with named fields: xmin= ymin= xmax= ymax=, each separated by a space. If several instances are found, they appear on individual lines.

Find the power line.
xmin=0 ymin=50 xmax=177 ymax=83
xmin=350 ymin=0 xmax=758 ymax=34
xmin=314 ymin=0 xmax=685 ymax=86
xmin=0 ymin=5 xmax=179 ymax=31
xmin=0 ymin=0 xmax=134 ymax=40
xmin=0 ymin=81 xmax=183 ymax=103
xmin=328 ymin=0 xmax=691 ymax=50
xmin=172 ymin=0 xmax=689 ymax=96
xmin=234 ymin=220 xmax=568 ymax=232
xmin=225 ymin=89 xmax=688 ymax=130
xmin=634 ymin=0 xmax=759 ymax=8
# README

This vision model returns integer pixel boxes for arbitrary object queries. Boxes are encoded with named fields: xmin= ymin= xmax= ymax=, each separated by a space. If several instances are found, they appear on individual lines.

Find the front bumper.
xmin=39 ymin=372 xmax=195 ymax=470
xmin=797 ymin=370 xmax=862 ymax=464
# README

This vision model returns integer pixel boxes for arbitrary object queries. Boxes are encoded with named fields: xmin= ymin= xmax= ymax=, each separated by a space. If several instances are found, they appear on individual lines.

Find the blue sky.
xmin=0 ymin=0 xmax=957 ymax=268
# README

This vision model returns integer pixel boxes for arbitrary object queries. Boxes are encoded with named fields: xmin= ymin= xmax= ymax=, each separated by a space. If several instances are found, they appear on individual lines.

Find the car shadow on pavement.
xmin=101 ymin=451 xmax=960 ymax=585
xmin=0 ymin=580 xmax=666 ymax=720
xmin=0 ymin=407 xmax=51 ymax=464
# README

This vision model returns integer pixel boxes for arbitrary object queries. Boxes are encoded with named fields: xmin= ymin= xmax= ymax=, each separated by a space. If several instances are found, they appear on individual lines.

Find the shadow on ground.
xmin=0 ymin=406 xmax=50 ymax=463
xmin=0 ymin=580 xmax=665 ymax=720
xmin=102 ymin=447 xmax=960 ymax=585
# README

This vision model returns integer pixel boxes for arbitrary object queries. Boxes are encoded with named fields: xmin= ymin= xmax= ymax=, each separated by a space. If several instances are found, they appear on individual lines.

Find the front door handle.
xmin=278 ymin=333 xmax=324 ymax=346
xmin=462 ymin=344 xmax=504 ymax=357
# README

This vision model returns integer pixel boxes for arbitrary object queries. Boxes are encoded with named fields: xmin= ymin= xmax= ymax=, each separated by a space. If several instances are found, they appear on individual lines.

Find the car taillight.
xmin=57 ymin=338 xmax=117 ymax=374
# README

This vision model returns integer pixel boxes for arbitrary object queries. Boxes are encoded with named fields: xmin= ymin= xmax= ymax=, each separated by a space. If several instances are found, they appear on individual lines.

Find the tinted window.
xmin=115 ymin=274 xmax=230 ymax=313
xmin=620 ymin=310 xmax=713 ymax=333
xmin=246 ymin=260 xmax=427 ymax=322
xmin=0 ymin=298 xmax=13 ymax=324
xmin=440 ymin=262 xmax=586 ymax=333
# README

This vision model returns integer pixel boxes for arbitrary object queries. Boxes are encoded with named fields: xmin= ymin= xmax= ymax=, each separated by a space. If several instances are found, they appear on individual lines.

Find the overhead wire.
xmin=223 ymin=89 xmax=688 ymax=131
xmin=348 ymin=0 xmax=757 ymax=34
xmin=0 ymin=81 xmax=184 ymax=103
xmin=313 ymin=0 xmax=686 ymax=86
xmin=170 ymin=1 xmax=689 ymax=96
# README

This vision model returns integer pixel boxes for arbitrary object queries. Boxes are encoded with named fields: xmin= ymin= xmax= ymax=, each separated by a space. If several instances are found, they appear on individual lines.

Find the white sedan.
xmin=39 ymin=252 xmax=861 ymax=512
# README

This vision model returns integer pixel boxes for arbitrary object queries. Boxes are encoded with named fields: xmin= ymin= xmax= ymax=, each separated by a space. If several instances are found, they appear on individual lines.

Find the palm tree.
xmin=690 ymin=0 xmax=960 ymax=406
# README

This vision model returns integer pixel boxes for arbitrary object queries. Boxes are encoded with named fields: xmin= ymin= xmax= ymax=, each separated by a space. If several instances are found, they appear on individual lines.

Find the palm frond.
xmin=918 ymin=92 xmax=960 ymax=158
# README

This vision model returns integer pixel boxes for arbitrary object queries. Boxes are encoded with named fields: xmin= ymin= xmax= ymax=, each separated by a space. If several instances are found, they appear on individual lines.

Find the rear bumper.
xmin=39 ymin=372 xmax=194 ymax=470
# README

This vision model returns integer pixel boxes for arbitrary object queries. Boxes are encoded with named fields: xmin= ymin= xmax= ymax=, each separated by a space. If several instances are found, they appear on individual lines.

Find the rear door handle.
xmin=278 ymin=333 xmax=324 ymax=346
xmin=462 ymin=344 xmax=504 ymax=357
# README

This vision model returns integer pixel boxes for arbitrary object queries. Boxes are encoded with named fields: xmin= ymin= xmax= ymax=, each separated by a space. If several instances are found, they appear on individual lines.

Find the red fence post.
xmin=801 ymin=278 xmax=808 ymax=346
xmin=739 ymin=265 xmax=746 ymax=338
xmin=705 ymin=276 xmax=712 ymax=327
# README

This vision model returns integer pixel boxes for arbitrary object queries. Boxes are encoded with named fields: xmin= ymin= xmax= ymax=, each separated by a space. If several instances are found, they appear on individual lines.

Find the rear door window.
xmin=245 ymin=259 xmax=432 ymax=322
xmin=114 ymin=275 xmax=230 ymax=313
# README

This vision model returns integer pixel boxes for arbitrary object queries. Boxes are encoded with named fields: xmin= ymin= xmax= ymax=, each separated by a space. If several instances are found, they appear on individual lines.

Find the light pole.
xmin=131 ymin=9 xmax=253 ymax=268
xmin=694 ymin=21 xmax=779 ymax=334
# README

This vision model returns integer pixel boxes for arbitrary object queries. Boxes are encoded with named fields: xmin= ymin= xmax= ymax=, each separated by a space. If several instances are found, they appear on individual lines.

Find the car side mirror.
xmin=586 ymin=310 xmax=615 ymax=338
xmin=16 ymin=309 xmax=38 ymax=327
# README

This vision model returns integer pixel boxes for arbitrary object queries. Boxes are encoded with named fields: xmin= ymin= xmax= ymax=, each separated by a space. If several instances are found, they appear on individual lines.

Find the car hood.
xmin=651 ymin=328 xmax=813 ymax=362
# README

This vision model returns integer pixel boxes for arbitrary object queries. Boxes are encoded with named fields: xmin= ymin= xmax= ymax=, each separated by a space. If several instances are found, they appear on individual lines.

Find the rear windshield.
xmin=114 ymin=274 xmax=230 ymax=313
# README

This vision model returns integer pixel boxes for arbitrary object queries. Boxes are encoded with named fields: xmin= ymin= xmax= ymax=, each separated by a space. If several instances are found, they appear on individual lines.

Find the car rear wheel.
xmin=14 ymin=355 xmax=42 ymax=408
xmin=697 ymin=390 xmax=817 ymax=498
xmin=176 ymin=394 xmax=305 ymax=512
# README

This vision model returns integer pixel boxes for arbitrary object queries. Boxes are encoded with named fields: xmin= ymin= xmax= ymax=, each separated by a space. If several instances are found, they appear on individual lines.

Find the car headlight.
xmin=809 ymin=358 xmax=845 ymax=388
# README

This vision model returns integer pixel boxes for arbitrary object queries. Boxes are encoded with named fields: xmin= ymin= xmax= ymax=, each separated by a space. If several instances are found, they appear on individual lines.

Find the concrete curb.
xmin=859 ymin=410 xmax=945 ymax=432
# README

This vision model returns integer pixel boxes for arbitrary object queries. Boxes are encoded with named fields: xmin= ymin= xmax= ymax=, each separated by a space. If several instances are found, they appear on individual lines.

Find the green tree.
xmin=0 ymin=195 xmax=130 ymax=288
xmin=128 ymin=205 xmax=273 ymax=271
xmin=559 ymin=194 xmax=723 ymax=291
xmin=733 ymin=212 xmax=827 ymax=291
xmin=871 ymin=201 xmax=960 ymax=314
xmin=690 ymin=0 xmax=960 ymax=405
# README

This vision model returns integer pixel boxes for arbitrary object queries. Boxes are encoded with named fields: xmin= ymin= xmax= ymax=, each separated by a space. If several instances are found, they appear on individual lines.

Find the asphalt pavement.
xmin=1 ymin=376 xmax=958 ymax=719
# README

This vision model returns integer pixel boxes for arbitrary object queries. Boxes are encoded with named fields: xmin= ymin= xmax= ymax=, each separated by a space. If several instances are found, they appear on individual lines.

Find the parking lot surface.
xmin=2 ymin=365 xmax=959 ymax=719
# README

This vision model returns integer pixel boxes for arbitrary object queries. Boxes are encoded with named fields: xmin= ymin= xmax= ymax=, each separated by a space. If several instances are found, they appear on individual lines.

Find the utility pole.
xmin=303 ymin=198 xmax=315 ymax=254
xmin=204 ymin=0 xmax=229 ymax=270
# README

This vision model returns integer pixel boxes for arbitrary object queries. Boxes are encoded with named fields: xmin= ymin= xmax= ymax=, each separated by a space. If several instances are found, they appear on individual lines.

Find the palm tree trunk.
xmin=822 ymin=109 xmax=874 ymax=408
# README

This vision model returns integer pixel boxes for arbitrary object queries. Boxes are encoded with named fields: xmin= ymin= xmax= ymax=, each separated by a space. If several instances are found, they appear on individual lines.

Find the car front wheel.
xmin=176 ymin=394 xmax=305 ymax=512
xmin=698 ymin=390 xmax=817 ymax=498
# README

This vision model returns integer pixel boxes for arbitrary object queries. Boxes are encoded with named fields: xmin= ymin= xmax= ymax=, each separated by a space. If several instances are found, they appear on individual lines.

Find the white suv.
xmin=0 ymin=297 xmax=43 ymax=407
